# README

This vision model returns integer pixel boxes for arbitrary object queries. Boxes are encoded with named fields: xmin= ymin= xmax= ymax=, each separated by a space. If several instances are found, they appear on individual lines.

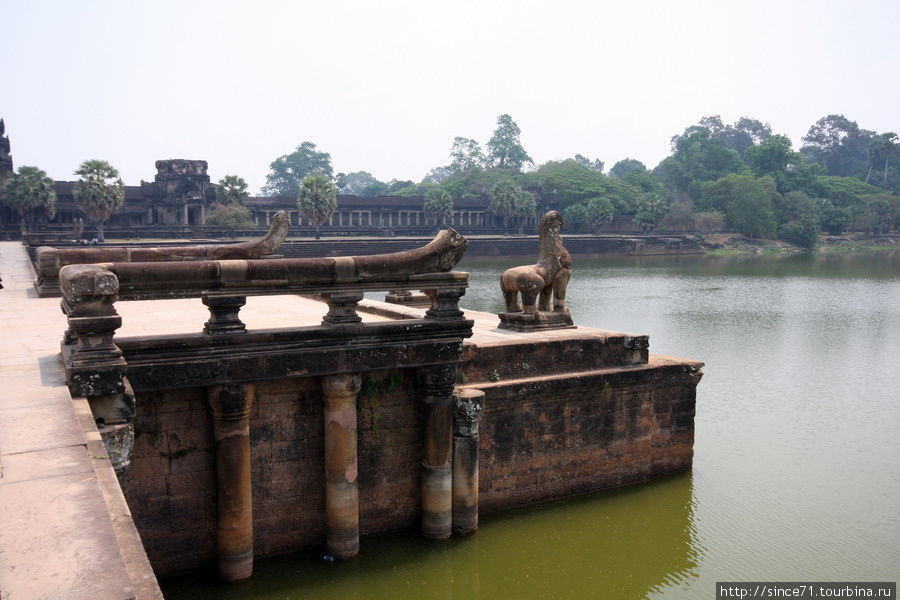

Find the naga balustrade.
xmin=59 ymin=228 xmax=473 ymax=582
xmin=34 ymin=210 xmax=291 ymax=297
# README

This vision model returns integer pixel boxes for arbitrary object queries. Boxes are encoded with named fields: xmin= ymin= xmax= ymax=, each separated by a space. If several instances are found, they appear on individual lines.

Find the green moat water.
xmin=164 ymin=251 xmax=900 ymax=599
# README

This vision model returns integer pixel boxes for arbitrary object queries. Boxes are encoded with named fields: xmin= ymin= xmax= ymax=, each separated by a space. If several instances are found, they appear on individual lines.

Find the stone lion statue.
xmin=500 ymin=210 xmax=572 ymax=316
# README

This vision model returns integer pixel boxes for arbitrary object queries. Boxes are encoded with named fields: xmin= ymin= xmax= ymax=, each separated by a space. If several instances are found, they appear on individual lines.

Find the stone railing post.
xmin=59 ymin=265 xmax=135 ymax=473
xmin=419 ymin=364 xmax=456 ymax=540
xmin=59 ymin=264 xmax=127 ymax=399
xmin=207 ymin=383 xmax=256 ymax=582
xmin=321 ymin=373 xmax=362 ymax=559
xmin=203 ymin=294 xmax=247 ymax=334
xmin=322 ymin=292 xmax=363 ymax=325
xmin=424 ymin=287 xmax=466 ymax=322
xmin=452 ymin=388 xmax=484 ymax=535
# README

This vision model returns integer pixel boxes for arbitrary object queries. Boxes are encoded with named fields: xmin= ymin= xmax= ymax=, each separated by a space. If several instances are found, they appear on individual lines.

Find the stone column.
xmin=266 ymin=211 xmax=271 ymax=226
xmin=322 ymin=373 xmax=362 ymax=559
xmin=200 ymin=204 xmax=206 ymax=226
xmin=452 ymin=388 xmax=484 ymax=535
xmin=183 ymin=204 xmax=190 ymax=225
xmin=207 ymin=383 xmax=255 ymax=582
xmin=419 ymin=364 xmax=456 ymax=540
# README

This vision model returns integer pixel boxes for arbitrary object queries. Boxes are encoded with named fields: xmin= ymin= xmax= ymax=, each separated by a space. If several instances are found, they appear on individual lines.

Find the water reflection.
xmin=164 ymin=474 xmax=700 ymax=600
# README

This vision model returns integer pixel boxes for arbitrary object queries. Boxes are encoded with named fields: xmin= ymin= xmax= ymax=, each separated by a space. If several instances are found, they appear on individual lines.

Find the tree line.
xmin=1 ymin=113 xmax=897 ymax=245
xmin=255 ymin=113 xmax=899 ymax=245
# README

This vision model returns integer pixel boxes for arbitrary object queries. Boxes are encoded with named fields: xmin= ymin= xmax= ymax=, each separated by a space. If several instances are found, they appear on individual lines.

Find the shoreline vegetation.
xmin=702 ymin=232 xmax=898 ymax=256
xmin=98 ymin=232 xmax=898 ymax=257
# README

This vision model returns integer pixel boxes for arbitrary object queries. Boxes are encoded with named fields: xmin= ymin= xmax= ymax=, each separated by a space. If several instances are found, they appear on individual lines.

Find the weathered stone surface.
xmin=122 ymin=327 xmax=702 ymax=576
xmin=452 ymin=388 xmax=484 ymax=535
xmin=499 ymin=211 xmax=573 ymax=331
xmin=34 ymin=211 xmax=291 ymax=296
xmin=497 ymin=309 xmax=574 ymax=331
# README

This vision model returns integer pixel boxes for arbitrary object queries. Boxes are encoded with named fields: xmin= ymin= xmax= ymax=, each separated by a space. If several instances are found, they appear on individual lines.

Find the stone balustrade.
xmin=35 ymin=210 xmax=291 ymax=297
xmin=58 ymin=228 xmax=474 ymax=582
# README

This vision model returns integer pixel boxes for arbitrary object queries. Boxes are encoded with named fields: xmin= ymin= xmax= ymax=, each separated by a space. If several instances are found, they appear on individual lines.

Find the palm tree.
xmin=73 ymin=160 xmax=125 ymax=241
xmin=1 ymin=166 xmax=57 ymax=234
xmin=867 ymin=133 xmax=898 ymax=189
xmin=423 ymin=188 xmax=453 ymax=229
xmin=297 ymin=175 xmax=337 ymax=240
xmin=215 ymin=175 xmax=250 ymax=205
xmin=489 ymin=181 xmax=519 ymax=233
xmin=513 ymin=190 xmax=536 ymax=234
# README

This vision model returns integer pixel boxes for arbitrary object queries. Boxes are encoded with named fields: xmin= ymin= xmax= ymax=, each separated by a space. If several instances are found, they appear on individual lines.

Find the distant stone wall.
xmin=125 ymin=361 xmax=699 ymax=577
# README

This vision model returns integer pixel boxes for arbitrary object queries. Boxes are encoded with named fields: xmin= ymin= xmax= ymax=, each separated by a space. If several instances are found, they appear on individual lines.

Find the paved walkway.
xmin=0 ymin=242 xmax=161 ymax=600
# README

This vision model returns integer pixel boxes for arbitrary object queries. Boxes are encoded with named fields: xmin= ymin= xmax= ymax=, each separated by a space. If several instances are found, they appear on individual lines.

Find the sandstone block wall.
xmin=125 ymin=363 xmax=699 ymax=577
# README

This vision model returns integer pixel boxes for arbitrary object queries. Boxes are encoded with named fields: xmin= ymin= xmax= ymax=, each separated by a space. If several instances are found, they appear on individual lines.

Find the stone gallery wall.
xmin=125 ymin=362 xmax=699 ymax=577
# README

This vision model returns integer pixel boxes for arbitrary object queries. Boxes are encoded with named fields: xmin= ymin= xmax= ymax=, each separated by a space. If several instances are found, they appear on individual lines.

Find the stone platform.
xmin=1 ymin=240 xmax=702 ymax=589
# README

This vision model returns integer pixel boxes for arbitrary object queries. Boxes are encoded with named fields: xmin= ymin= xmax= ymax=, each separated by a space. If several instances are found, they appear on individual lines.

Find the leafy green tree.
xmin=205 ymin=204 xmax=254 ymax=237
xmin=440 ymin=167 xmax=518 ymax=202
xmin=718 ymin=116 xmax=773 ymax=160
xmin=215 ymin=175 xmax=249 ymax=205
xmin=747 ymin=135 xmax=801 ymax=178
xmin=423 ymin=188 xmax=453 ymax=227
xmin=73 ymin=159 xmax=125 ymax=241
xmin=801 ymin=115 xmax=874 ymax=178
xmin=382 ymin=179 xmax=438 ymax=197
xmin=858 ymin=195 xmax=896 ymax=234
xmin=529 ymin=159 xmax=644 ymax=214
xmin=1 ymin=166 xmax=57 ymax=233
xmin=700 ymin=173 xmax=777 ymax=238
xmin=487 ymin=114 xmax=532 ymax=169
xmin=817 ymin=199 xmax=853 ymax=235
xmin=775 ymin=191 xmax=821 ymax=248
xmin=297 ymin=175 xmax=337 ymax=239
xmin=610 ymin=159 xmax=647 ymax=178
xmin=632 ymin=195 xmax=667 ymax=231
xmin=449 ymin=137 xmax=486 ymax=173
xmin=264 ymin=141 xmax=333 ymax=196
xmin=562 ymin=196 xmax=613 ymax=232
xmin=573 ymin=154 xmax=604 ymax=172
xmin=421 ymin=165 xmax=453 ymax=185
xmin=654 ymin=126 xmax=745 ymax=200
xmin=336 ymin=171 xmax=387 ymax=196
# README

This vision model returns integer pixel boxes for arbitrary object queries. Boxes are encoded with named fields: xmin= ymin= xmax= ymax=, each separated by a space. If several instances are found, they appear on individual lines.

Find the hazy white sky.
xmin=2 ymin=0 xmax=898 ymax=193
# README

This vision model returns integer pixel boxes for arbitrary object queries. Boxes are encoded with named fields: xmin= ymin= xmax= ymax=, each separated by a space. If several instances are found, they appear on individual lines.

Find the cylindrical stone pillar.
xmin=322 ymin=373 xmax=362 ymax=559
xmin=420 ymin=364 xmax=456 ymax=540
xmin=452 ymin=388 xmax=484 ymax=535
xmin=207 ymin=383 xmax=255 ymax=582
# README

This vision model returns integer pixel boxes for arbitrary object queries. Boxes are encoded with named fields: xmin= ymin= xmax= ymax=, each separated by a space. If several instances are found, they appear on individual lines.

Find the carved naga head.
xmin=540 ymin=210 xmax=563 ymax=235
xmin=434 ymin=227 xmax=469 ymax=271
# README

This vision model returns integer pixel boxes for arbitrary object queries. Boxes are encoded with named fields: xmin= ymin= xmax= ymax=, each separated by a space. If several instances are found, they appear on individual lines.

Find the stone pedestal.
xmin=497 ymin=310 xmax=575 ymax=332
